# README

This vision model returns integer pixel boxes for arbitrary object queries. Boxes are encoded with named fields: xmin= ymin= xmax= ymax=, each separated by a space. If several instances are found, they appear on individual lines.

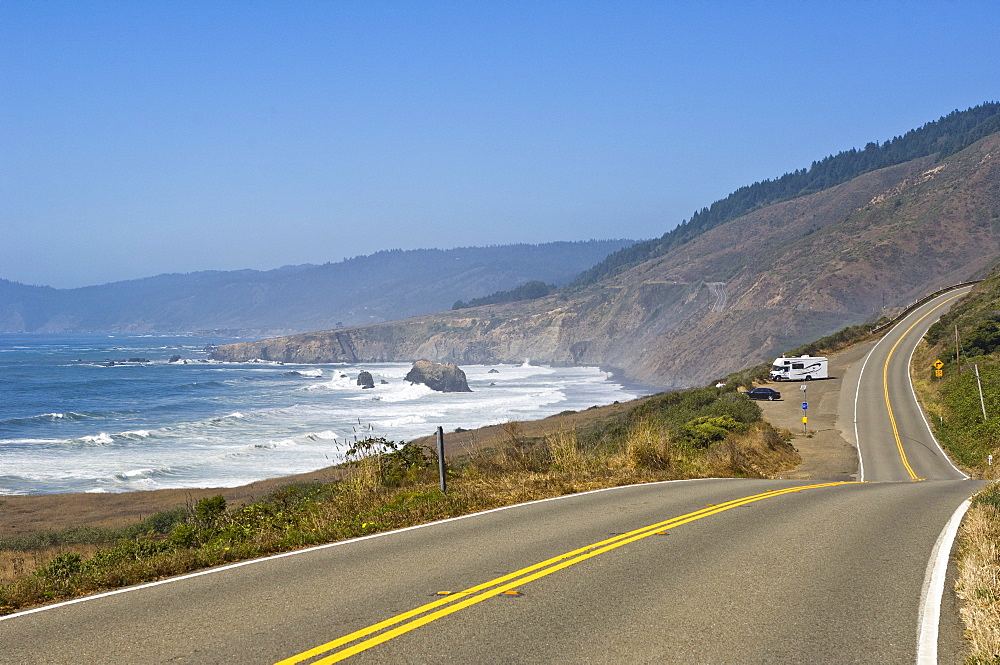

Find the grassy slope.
xmin=0 ymin=382 xmax=798 ymax=614
xmin=912 ymin=265 xmax=1000 ymax=474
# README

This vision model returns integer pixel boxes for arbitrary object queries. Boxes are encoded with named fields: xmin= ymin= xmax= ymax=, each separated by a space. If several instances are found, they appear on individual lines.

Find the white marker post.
xmin=800 ymin=385 xmax=808 ymax=433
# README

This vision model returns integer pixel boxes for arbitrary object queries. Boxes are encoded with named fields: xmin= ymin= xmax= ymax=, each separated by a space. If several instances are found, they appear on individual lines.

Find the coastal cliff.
xmin=213 ymin=134 xmax=1000 ymax=387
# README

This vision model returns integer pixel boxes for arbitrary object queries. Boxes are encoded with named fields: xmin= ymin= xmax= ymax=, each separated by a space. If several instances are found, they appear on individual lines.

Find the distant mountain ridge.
xmin=213 ymin=106 xmax=1000 ymax=387
xmin=0 ymin=241 xmax=634 ymax=334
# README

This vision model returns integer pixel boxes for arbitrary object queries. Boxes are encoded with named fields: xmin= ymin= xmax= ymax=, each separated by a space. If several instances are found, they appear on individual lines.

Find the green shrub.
xmin=345 ymin=437 xmax=435 ymax=488
xmin=36 ymin=553 xmax=83 ymax=580
xmin=678 ymin=415 xmax=747 ymax=448
xmin=86 ymin=540 xmax=172 ymax=569
xmin=122 ymin=508 xmax=190 ymax=537
xmin=168 ymin=523 xmax=198 ymax=549
xmin=194 ymin=495 xmax=227 ymax=524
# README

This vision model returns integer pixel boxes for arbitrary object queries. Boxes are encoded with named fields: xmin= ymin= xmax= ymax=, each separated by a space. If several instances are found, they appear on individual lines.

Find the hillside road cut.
xmin=0 ymin=290 xmax=984 ymax=663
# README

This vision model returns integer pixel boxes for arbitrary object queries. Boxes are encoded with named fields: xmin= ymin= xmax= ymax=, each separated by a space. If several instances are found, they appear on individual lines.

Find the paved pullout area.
xmin=758 ymin=342 xmax=873 ymax=481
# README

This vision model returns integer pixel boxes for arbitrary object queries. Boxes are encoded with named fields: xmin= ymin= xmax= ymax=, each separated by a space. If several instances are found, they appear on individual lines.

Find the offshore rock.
xmin=357 ymin=371 xmax=375 ymax=389
xmin=404 ymin=360 xmax=472 ymax=392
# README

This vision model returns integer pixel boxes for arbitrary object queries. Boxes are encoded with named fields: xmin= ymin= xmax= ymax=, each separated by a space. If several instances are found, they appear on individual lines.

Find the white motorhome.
xmin=769 ymin=355 xmax=828 ymax=381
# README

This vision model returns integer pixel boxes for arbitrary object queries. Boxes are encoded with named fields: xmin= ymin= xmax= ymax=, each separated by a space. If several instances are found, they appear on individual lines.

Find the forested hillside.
xmin=452 ymin=280 xmax=556 ymax=310
xmin=573 ymin=102 xmax=1000 ymax=287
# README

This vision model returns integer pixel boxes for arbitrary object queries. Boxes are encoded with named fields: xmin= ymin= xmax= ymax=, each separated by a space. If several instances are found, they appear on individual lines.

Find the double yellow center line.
xmin=880 ymin=292 xmax=966 ymax=481
xmin=276 ymin=481 xmax=855 ymax=664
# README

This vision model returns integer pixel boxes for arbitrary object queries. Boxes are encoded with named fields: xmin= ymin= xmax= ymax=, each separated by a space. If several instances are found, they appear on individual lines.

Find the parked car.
xmin=742 ymin=387 xmax=781 ymax=401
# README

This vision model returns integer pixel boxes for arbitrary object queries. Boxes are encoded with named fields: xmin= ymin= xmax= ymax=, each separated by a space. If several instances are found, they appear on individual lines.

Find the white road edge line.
xmin=853 ymin=346 xmax=873 ymax=482
xmin=916 ymin=497 xmax=972 ymax=665
xmin=854 ymin=328 xmax=894 ymax=482
xmin=854 ymin=288 xmax=974 ymax=483
xmin=904 ymin=324 xmax=969 ymax=480
xmin=0 ymin=476 xmax=725 ymax=623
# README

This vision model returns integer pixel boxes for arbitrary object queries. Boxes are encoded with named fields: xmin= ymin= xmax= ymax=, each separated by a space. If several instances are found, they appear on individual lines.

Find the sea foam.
xmin=2 ymin=335 xmax=647 ymax=494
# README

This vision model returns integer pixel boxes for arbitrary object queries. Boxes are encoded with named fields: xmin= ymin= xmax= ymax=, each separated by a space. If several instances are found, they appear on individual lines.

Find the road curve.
xmin=852 ymin=288 xmax=972 ymax=482
xmin=0 ymin=478 xmax=982 ymax=664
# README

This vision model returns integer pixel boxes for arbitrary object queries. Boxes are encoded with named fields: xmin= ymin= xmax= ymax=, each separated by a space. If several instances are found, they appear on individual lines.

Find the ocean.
xmin=0 ymin=334 xmax=646 ymax=495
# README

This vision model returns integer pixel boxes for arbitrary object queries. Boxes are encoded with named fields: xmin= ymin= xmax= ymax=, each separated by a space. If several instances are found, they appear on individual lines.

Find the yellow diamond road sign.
xmin=933 ymin=360 xmax=944 ymax=369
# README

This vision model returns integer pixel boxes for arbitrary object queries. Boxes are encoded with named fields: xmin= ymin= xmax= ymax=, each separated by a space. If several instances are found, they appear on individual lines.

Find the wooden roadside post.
xmin=956 ymin=325 xmax=962 ymax=375
xmin=436 ymin=426 xmax=447 ymax=494
xmin=976 ymin=364 xmax=987 ymax=422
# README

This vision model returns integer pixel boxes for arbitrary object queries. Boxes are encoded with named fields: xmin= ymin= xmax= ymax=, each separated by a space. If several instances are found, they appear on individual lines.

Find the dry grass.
xmin=705 ymin=426 xmax=802 ymax=478
xmin=956 ymin=485 xmax=1000 ymax=664
xmin=617 ymin=416 xmax=672 ymax=471
xmin=546 ymin=429 xmax=592 ymax=478
xmin=0 ymin=391 xmax=801 ymax=615
xmin=0 ymin=545 xmax=104 ymax=586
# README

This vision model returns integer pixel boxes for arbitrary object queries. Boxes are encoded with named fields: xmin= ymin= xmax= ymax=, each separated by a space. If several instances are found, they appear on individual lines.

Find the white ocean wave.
xmin=0 ymin=438 xmax=63 ymax=446
xmin=306 ymin=430 xmax=340 ymax=441
xmin=352 ymin=382 xmax=435 ymax=403
xmin=251 ymin=438 xmax=299 ymax=450
xmin=79 ymin=432 xmax=114 ymax=445
xmin=377 ymin=414 xmax=429 ymax=427
xmin=114 ymin=467 xmax=157 ymax=480
xmin=286 ymin=368 xmax=323 ymax=378
xmin=303 ymin=372 xmax=356 ymax=391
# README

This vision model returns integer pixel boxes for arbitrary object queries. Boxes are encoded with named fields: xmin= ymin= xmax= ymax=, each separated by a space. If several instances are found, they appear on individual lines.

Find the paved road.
xmin=0 ymin=289 xmax=984 ymax=664
xmin=852 ymin=289 xmax=972 ymax=482
xmin=0 ymin=479 xmax=981 ymax=664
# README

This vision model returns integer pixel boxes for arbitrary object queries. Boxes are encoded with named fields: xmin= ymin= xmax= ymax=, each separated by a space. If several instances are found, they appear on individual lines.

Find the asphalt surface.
xmin=852 ymin=289 xmax=972 ymax=482
xmin=0 ymin=289 xmax=985 ymax=664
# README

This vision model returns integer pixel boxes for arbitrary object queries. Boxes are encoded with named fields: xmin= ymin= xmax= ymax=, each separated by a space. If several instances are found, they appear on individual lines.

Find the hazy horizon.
xmin=1 ymin=238 xmax=638 ymax=290
xmin=4 ymin=2 xmax=999 ymax=288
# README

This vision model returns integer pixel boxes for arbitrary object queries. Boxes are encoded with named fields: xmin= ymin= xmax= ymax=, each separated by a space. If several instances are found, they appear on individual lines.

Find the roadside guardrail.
xmin=869 ymin=280 xmax=981 ymax=335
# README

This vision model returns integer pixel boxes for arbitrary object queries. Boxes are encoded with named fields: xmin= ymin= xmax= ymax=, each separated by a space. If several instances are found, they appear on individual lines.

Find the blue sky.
xmin=2 ymin=2 xmax=998 ymax=288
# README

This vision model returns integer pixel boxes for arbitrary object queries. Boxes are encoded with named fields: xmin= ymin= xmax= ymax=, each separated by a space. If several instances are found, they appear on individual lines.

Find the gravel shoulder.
xmin=756 ymin=342 xmax=872 ymax=481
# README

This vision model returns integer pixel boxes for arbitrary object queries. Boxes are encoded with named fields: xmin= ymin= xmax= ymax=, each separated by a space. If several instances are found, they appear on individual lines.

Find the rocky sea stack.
xmin=404 ymin=360 xmax=472 ymax=392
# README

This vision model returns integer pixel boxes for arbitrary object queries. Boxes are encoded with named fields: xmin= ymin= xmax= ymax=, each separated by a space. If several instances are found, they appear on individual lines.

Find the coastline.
xmin=0 ymin=465 xmax=347 ymax=540
xmin=0 ymin=348 xmax=860 ymax=541
xmin=5 ymin=344 xmax=641 ymax=495
xmin=598 ymin=364 xmax=676 ymax=396
xmin=0 ymin=394 xmax=653 ymax=540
